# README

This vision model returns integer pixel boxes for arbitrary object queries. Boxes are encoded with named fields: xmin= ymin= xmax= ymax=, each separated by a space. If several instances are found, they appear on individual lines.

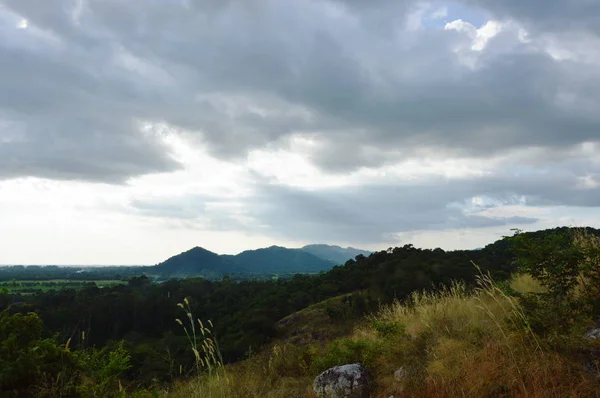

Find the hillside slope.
xmin=169 ymin=271 xmax=600 ymax=398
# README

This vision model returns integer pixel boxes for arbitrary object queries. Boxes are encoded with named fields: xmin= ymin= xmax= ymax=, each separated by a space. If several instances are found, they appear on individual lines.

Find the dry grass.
xmin=166 ymin=274 xmax=599 ymax=398
xmin=164 ymin=357 xmax=315 ymax=398
xmin=373 ymin=281 xmax=499 ymax=339
xmin=368 ymin=273 xmax=597 ymax=397
xmin=510 ymin=273 xmax=546 ymax=295
xmin=166 ymin=297 xmax=333 ymax=397
xmin=275 ymin=294 xmax=362 ymax=346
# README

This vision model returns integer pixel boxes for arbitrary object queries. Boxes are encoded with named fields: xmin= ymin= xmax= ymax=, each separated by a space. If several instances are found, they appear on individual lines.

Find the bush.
xmin=509 ymin=229 xmax=600 ymax=341
xmin=0 ymin=311 xmax=79 ymax=395
xmin=74 ymin=341 xmax=131 ymax=396
xmin=0 ymin=310 xmax=132 ymax=397
xmin=371 ymin=320 xmax=405 ymax=339
xmin=310 ymin=338 xmax=382 ymax=374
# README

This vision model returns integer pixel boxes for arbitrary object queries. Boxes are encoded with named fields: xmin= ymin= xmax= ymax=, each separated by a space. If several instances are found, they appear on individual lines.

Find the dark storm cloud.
xmin=1 ymin=0 xmax=600 ymax=248
xmin=2 ymin=0 xmax=599 ymax=183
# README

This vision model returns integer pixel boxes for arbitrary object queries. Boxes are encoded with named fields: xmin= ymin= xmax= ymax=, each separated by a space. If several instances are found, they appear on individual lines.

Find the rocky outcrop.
xmin=313 ymin=363 xmax=371 ymax=398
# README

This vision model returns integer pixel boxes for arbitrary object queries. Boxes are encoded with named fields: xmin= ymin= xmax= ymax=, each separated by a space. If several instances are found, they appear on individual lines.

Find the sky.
xmin=1 ymin=0 xmax=600 ymax=265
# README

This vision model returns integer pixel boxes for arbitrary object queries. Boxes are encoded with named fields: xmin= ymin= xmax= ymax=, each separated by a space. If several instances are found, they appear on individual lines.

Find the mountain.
xmin=232 ymin=246 xmax=334 ymax=274
xmin=152 ymin=247 xmax=243 ymax=278
xmin=152 ymin=245 xmax=336 ymax=277
xmin=300 ymin=244 xmax=372 ymax=265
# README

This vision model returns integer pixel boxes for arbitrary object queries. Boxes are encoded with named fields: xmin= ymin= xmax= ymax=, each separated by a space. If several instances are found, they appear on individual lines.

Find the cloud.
xmin=127 ymin=176 xmax=542 ymax=245
xmin=1 ymin=0 xmax=599 ymax=183
xmin=122 ymin=139 xmax=600 ymax=245
xmin=1 ymin=0 xmax=600 ymax=259
xmin=432 ymin=7 xmax=448 ymax=20
xmin=242 ymin=150 xmax=600 ymax=242
xmin=457 ymin=0 xmax=600 ymax=34
xmin=243 ymin=181 xmax=538 ymax=243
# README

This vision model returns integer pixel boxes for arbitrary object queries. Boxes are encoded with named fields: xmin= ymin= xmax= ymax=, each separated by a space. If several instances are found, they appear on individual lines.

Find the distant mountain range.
xmin=150 ymin=244 xmax=372 ymax=278
xmin=301 ymin=244 xmax=372 ymax=265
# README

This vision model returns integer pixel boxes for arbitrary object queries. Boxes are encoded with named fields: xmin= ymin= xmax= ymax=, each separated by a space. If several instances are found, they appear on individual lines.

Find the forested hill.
xmin=150 ymin=244 xmax=367 ymax=277
xmin=151 ymin=246 xmax=241 ymax=278
xmin=4 ymin=227 xmax=597 ymax=387
xmin=227 ymin=246 xmax=334 ymax=274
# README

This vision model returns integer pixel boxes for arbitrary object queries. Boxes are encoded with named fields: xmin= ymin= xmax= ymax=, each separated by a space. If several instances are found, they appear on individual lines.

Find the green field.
xmin=0 ymin=279 xmax=126 ymax=293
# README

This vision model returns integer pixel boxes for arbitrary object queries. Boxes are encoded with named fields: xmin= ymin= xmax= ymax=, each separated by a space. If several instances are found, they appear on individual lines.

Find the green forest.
xmin=2 ymin=227 xmax=600 ymax=397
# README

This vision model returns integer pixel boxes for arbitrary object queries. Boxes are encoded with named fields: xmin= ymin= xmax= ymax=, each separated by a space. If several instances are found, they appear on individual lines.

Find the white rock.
xmin=313 ymin=363 xmax=371 ymax=398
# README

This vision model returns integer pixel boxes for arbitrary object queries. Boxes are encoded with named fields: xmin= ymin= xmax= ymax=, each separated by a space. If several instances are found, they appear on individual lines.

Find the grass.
xmin=164 ymin=365 xmax=314 ymax=398
xmin=509 ymin=273 xmax=546 ymax=294
xmin=275 ymin=294 xmax=365 ymax=346
xmin=164 ymin=273 xmax=600 ymax=397
xmin=175 ymin=298 xmax=224 ymax=378
xmin=355 ymin=272 xmax=597 ymax=397
xmin=162 ymin=295 xmax=363 ymax=398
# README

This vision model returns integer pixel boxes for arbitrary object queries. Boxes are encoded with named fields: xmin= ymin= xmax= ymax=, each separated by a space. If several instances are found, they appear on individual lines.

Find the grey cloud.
xmin=95 ymin=0 xmax=600 ymax=168
xmin=130 ymin=196 xmax=208 ymax=220
xmin=125 ymin=148 xmax=600 ymax=243
xmin=242 ymin=158 xmax=600 ymax=242
xmin=1 ymin=0 xmax=600 ymax=182
xmin=457 ymin=0 xmax=600 ymax=33
xmin=337 ymin=0 xmax=600 ymax=34
xmin=244 ymin=181 xmax=536 ymax=243
xmin=129 ymin=179 xmax=540 ymax=244
xmin=0 ymin=6 xmax=181 ymax=182
xmin=129 ymin=194 xmax=251 ymax=233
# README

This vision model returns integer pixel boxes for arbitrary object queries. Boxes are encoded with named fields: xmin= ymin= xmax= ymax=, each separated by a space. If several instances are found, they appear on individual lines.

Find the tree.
xmin=509 ymin=228 xmax=600 ymax=337
xmin=0 ymin=311 xmax=76 ymax=394
xmin=510 ymin=230 xmax=585 ymax=299
xmin=510 ymin=228 xmax=600 ymax=300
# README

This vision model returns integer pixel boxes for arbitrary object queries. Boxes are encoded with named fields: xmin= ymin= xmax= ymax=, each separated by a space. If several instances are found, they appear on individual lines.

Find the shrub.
xmin=370 ymin=320 xmax=405 ymax=339
xmin=0 ymin=310 xmax=132 ymax=397
xmin=0 ymin=311 xmax=78 ymax=395
xmin=509 ymin=229 xmax=600 ymax=339
xmin=310 ymin=338 xmax=382 ymax=373
xmin=74 ymin=340 xmax=132 ymax=396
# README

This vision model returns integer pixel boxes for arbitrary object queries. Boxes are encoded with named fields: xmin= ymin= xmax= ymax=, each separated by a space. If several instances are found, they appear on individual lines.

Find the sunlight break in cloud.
xmin=444 ymin=18 xmax=503 ymax=51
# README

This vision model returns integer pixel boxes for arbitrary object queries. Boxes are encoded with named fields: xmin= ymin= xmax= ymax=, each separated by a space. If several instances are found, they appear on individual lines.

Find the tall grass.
xmin=175 ymin=298 xmax=224 ymax=379
xmin=510 ymin=273 xmax=546 ymax=294
xmin=363 ymin=271 xmax=596 ymax=397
